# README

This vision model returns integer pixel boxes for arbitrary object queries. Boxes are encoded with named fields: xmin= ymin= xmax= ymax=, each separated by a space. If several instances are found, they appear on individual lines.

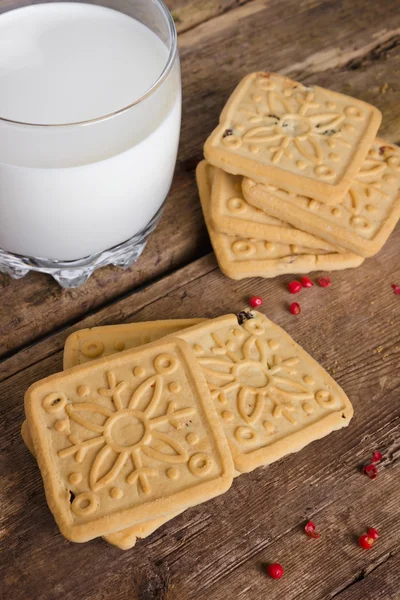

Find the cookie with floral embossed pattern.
xmin=63 ymin=319 xmax=206 ymax=369
xmin=178 ymin=312 xmax=354 ymax=473
xmin=23 ymin=411 xmax=241 ymax=550
xmin=23 ymin=318 xmax=205 ymax=550
xmin=242 ymin=138 xmax=400 ymax=257
xmin=196 ymin=161 xmax=363 ymax=280
xmin=21 ymin=318 xmax=207 ymax=474
xmin=104 ymin=457 xmax=240 ymax=549
xmin=25 ymin=337 xmax=233 ymax=542
xmin=204 ymin=72 xmax=381 ymax=204
xmin=210 ymin=165 xmax=339 ymax=251
xmin=21 ymin=417 xmax=183 ymax=550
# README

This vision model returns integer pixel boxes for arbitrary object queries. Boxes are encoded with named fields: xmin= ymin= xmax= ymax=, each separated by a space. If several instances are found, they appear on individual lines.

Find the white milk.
xmin=0 ymin=3 xmax=181 ymax=260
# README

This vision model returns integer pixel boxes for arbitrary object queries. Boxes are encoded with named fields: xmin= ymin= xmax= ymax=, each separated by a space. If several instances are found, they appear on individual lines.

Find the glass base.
xmin=0 ymin=207 xmax=163 ymax=288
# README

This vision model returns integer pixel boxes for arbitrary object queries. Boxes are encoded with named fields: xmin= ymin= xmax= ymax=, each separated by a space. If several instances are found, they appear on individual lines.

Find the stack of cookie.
xmin=199 ymin=72 xmax=400 ymax=279
xmin=22 ymin=312 xmax=353 ymax=549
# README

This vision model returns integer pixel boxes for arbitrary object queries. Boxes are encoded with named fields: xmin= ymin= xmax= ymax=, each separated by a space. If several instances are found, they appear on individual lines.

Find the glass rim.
xmin=0 ymin=0 xmax=178 ymax=128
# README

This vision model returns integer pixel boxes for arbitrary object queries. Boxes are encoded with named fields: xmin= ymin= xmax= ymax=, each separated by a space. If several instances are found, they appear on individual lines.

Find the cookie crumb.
xmin=379 ymin=83 xmax=389 ymax=94
xmin=237 ymin=311 xmax=254 ymax=325
xmin=223 ymin=128 xmax=233 ymax=138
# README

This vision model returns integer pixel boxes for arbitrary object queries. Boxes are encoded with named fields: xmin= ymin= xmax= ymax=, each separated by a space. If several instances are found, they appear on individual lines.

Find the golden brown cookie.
xmin=64 ymin=319 xmax=205 ymax=369
xmin=204 ymin=72 xmax=381 ymax=204
xmin=23 ymin=319 xmax=205 ymax=550
xmin=178 ymin=312 xmax=354 ymax=473
xmin=210 ymin=166 xmax=339 ymax=251
xmin=21 ymin=420 xmax=183 ymax=550
xmin=242 ymin=139 xmax=400 ymax=257
xmin=105 ymin=510 xmax=184 ymax=549
xmin=196 ymin=161 xmax=363 ymax=280
xmin=25 ymin=337 xmax=234 ymax=542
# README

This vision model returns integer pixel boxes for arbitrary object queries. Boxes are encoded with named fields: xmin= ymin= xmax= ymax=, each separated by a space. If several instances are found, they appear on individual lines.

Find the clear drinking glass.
xmin=0 ymin=0 xmax=181 ymax=287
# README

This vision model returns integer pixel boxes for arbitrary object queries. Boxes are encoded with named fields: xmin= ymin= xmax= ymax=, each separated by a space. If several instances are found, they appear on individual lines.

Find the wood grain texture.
xmin=1 ymin=0 xmax=400 ymax=358
xmin=0 ymin=255 xmax=218 ymax=382
xmin=0 ymin=170 xmax=210 ymax=358
xmin=1 ymin=1 xmax=400 ymax=598
xmin=1 ymin=224 xmax=399 ymax=599
xmin=165 ymin=0 xmax=252 ymax=34
xmin=332 ymin=552 xmax=400 ymax=600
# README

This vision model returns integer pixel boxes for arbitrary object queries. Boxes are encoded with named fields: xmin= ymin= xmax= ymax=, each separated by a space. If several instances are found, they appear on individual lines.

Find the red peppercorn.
xmin=288 ymin=280 xmax=302 ymax=294
xmin=304 ymin=521 xmax=320 ymax=538
xmin=318 ymin=276 xmax=331 ymax=287
xmin=391 ymin=284 xmax=400 ymax=295
xmin=305 ymin=521 xmax=319 ymax=538
xmin=289 ymin=302 xmax=301 ymax=315
xmin=266 ymin=563 xmax=284 ymax=579
xmin=249 ymin=295 xmax=263 ymax=308
xmin=372 ymin=451 xmax=383 ymax=463
xmin=362 ymin=463 xmax=378 ymax=480
xmin=358 ymin=534 xmax=374 ymax=549
xmin=301 ymin=276 xmax=314 ymax=288
xmin=367 ymin=527 xmax=379 ymax=540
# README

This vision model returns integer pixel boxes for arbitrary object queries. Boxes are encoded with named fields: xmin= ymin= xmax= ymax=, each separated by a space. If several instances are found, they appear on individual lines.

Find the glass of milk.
xmin=0 ymin=0 xmax=181 ymax=287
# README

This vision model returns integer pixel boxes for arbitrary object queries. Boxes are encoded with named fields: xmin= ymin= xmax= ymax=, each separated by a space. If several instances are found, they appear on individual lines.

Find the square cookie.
xmin=64 ymin=319 xmax=205 ymax=369
xmin=178 ymin=313 xmax=354 ymax=473
xmin=21 ymin=319 xmax=207 ymax=484
xmin=20 ymin=420 xmax=182 ymax=550
xmin=26 ymin=319 xmax=205 ymax=550
xmin=196 ymin=161 xmax=363 ymax=280
xmin=25 ymin=337 xmax=233 ymax=542
xmin=210 ymin=166 xmax=339 ymax=251
xmin=242 ymin=139 xmax=400 ymax=257
xmin=204 ymin=72 xmax=381 ymax=204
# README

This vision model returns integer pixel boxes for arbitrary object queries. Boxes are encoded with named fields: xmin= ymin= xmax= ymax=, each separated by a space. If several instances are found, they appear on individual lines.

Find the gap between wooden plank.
xmin=175 ymin=416 xmax=400 ymax=593
xmin=1 ymin=260 xmax=399 ymax=599
xmin=169 ymin=0 xmax=255 ymax=35
xmin=4 ymin=409 xmax=397 ymax=600
xmin=1 ymin=0 xmax=400 ymax=359
xmin=329 ymin=552 xmax=399 ymax=600
xmin=1 ymin=0 xmax=400 ymax=366
xmin=177 ymin=0 xmax=267 ymax=47
xmin=182 ymin=465 xmax=400 ymax=599
xmin=1 ymin=221 xmax=399 ymax=382
xmin=0 ymin=254 xmax=218 ymax=381
xmin=282 ymin=31 xmax=400 ymax=78
xmin=327 ymin=551 xmax=398 ymax=600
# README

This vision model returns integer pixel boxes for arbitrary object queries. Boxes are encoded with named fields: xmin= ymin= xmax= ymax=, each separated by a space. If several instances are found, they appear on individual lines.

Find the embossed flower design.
xmin=343 ymin=144 xmax=400 ymax=230
xmin=194 ymin=319 xmax=339 ymax=440
xmin=222 ymin=75 xmax=360 ymax=179
xmin=57 ymin=354 xmax=195 ymax=495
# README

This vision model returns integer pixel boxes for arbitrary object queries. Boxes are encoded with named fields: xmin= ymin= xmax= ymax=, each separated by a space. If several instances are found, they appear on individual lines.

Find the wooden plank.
xmin=166 ymin=0 xmax=253 ymax=34
xmin=332 ymin=553 xmax=400 ymax=600
xmin=2 ymin=212 xmax=399 ymax=381
xmin=175 ymin=466 xmax=400 ymax=599
xmin=1 ymin=225 xmax=399 ymax=599
xmin=2 ymin=0 xmax=400 ymax=359
xmin=2 ymin=386 xmax=399 ymax=600
xmin=0 ymin=254 xmax=218 ymax=382
xmin=178 ymin=0 xmax=400 ymax=161
xmin=0 ymin=170 xmax=211 ymax=358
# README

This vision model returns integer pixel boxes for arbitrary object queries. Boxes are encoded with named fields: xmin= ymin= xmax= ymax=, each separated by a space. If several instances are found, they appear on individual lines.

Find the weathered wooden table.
xmin=1 ymin=1 xmax=399 ymax=598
